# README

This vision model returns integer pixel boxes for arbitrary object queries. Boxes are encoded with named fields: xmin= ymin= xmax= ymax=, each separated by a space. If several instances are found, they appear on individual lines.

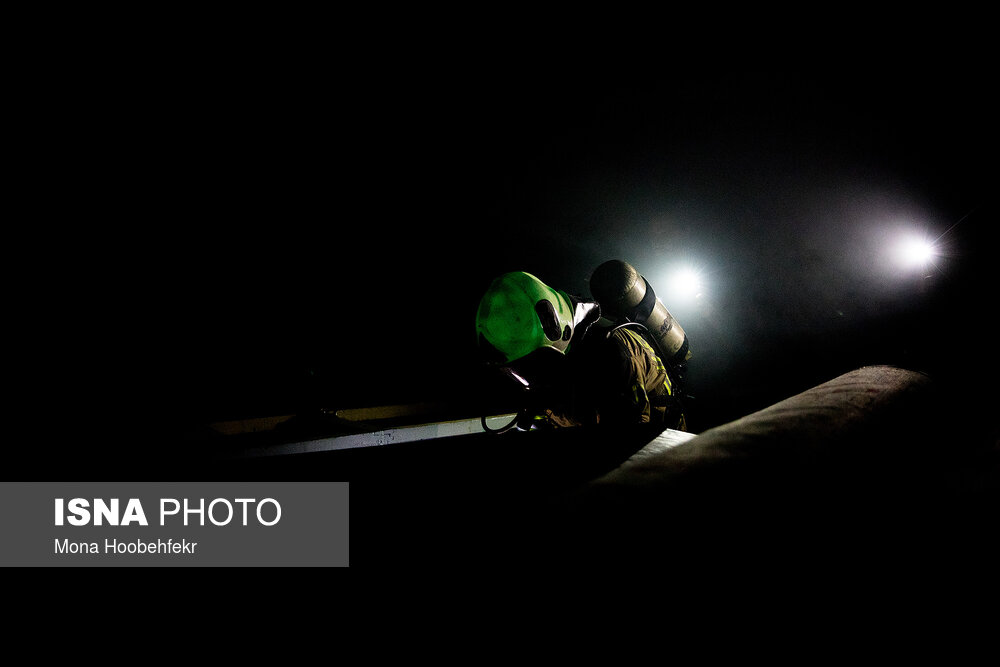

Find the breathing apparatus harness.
xmin=602 ymin=274 xmax=691 ymax=424
xmin=612 ymin=274 xmax=690 ymax=366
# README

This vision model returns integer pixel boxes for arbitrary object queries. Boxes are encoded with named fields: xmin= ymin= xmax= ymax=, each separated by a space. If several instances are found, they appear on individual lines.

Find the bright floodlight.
xmin=666 ymin=267 xmax=704 ymax=303
xmin=896 ymin=235 xmax=938 ymax=269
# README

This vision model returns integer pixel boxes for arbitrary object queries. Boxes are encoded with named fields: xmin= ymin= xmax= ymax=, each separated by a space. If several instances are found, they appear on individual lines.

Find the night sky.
xmin=30 ymin=41 xmax=995 ymax=460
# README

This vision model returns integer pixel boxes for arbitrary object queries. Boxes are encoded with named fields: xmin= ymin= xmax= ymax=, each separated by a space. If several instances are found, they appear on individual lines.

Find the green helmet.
xmin=476 ymin=272 xmax=577 ymax=364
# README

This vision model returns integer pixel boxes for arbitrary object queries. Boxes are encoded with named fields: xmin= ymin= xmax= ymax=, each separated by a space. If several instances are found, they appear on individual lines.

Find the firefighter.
xmin=476 ymin=261 xmax=690 ymax=431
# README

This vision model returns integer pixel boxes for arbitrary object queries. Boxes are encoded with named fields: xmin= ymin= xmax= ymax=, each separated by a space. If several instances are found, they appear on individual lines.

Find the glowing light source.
xmin=664 ymin=266 xmax=705 ymax=303
xmin=895 ymin=235 xmax=938 ymax=270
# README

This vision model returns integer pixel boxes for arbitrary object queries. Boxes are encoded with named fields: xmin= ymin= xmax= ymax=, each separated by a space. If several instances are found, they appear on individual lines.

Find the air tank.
xmin=589 ymin=259 xmax=691 ymax=364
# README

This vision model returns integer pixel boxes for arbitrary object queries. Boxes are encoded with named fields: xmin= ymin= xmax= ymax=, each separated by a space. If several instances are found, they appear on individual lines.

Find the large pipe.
xmin=550 ymin=365 xmax=965 ymax=563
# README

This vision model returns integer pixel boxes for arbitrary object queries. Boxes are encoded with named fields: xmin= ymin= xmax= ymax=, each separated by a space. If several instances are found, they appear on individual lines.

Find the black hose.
xmin=481 ymin=412 xmax=522 ymax=435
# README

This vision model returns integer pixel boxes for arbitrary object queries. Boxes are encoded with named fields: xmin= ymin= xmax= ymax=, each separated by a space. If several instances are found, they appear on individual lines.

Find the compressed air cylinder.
xmin=590 ymin=259 xmax=691 ymax=363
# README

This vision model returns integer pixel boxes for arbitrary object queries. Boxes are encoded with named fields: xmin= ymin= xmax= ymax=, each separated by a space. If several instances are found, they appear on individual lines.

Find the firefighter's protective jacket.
xmin=546 ymin=325 xmax=685 ymax=430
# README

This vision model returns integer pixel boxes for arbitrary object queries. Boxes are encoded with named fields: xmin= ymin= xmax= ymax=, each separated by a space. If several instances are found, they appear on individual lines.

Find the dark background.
xmin=7 ymin=15 xmax=997 ymax=588
xmin=21 ymin=28 xmax=996 ymax=470
xmin=155 ymin=68 xmax=993 ymax=434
